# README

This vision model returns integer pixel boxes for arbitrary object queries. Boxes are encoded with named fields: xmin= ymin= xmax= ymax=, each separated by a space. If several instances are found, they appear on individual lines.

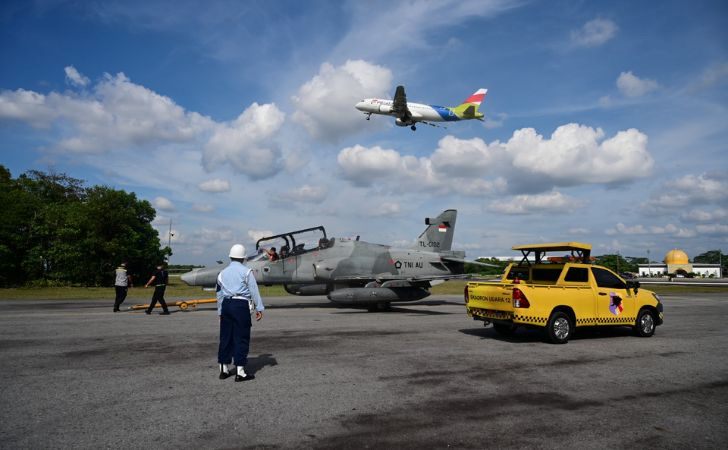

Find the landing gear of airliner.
xmin=365 ymin=113 xmax=372 ymax=120
xmin=410 ymin=125 xmax=416 ymax=131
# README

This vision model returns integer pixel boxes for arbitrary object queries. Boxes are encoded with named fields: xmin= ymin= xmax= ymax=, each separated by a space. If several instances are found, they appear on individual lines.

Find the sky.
xmin=1 ymin=0 xmax=727 ymax=266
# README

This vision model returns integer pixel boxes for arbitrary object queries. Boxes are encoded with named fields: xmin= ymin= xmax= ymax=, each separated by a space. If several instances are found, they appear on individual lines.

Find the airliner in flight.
xmin=355 ymin=85 xmax=487 ymax=130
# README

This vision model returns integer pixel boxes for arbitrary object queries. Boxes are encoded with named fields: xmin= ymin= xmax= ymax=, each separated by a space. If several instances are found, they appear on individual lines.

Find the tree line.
xmin=472 ymin=252 xmax=725 ymax=277
xmin=0 ymin=166 xmax=168 ymax=287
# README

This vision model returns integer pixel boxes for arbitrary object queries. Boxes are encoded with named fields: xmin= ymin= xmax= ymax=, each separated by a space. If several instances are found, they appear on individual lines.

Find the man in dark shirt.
xmin=144 ymin=263 xmax=170 ymax=315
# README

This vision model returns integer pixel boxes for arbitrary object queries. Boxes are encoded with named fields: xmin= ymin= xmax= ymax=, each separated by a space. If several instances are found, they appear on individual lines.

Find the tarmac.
xmin=1 ymin=292 xmax=727 ymax=449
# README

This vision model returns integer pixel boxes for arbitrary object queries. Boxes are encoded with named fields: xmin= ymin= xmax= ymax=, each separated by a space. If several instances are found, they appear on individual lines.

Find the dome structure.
xmin=664 ymin=249 xmax=689 ymax=265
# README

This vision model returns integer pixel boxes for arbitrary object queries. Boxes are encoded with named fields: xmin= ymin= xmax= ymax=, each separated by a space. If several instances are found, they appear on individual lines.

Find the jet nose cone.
xmin=355 ymin=101 xmax=367 ymax=111
xmin=180 ymin=270 xmax=196 ymax=286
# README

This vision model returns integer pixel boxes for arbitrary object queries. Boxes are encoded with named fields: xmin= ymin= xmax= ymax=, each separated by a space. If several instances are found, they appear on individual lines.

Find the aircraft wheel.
xmin=410 ymin=125 xmax=416 ymax=131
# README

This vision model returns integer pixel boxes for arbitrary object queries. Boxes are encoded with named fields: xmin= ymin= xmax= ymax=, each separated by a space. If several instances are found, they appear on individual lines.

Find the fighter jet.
xmin=355 ymin=85 xmax=487 ymax=130
xmin=181 ymin=210 xmax=489 ymax=310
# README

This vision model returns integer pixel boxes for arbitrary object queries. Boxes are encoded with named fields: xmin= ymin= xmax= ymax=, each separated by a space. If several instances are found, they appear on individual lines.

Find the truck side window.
xmin=564 ymin=267 xmax=589 ymax=282
xmin=592 ymin=267 xmax=626 ymax=289
xmin=531 ymin=268 xmax=562 ymax=282
xmin=507 ymin=267 xmax=529 ymax=280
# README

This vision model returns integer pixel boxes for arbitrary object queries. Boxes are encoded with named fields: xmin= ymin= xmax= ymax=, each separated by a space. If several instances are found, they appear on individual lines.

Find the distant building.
xmin=637 ymin=249 xmax=722 ymax=278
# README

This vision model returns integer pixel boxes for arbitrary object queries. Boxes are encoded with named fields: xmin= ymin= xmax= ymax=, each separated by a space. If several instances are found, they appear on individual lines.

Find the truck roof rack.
xmin=511 ymin=242 xmax=592 ymax=265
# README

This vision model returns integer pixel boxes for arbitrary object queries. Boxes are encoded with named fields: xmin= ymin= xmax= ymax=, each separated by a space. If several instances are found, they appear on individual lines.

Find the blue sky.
xmin=1 ymin=0 xmax=727 ymax=265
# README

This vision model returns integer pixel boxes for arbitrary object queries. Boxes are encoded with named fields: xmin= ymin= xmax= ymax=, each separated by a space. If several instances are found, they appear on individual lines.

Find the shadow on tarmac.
xmin=247 ymin=353 xmax=278 ymax=376
xmin=460 ymin=324 xmax=643 ymax=343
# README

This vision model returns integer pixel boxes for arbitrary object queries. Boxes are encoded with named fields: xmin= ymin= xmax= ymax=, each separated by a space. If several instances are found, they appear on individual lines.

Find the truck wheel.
xmin=546 ymin=311 xmax=572 ymax=344
xmin=493 ymin=323 xmax=517 ymax=336
xmin=634 ymin=308 xmax=656 ymax=337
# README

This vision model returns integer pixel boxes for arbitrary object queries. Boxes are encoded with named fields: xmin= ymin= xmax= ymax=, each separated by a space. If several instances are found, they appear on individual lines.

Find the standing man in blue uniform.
xmin=113 ymin=262 xmax=132 ymax=312
xmin=144 ymin=263 xmax=170 ymax=315
xmin=217 ymin=244 xmax=264 ymax=382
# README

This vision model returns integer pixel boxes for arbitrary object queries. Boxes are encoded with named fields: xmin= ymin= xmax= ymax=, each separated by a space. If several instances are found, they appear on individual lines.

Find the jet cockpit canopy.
xmin=254 ymin=226 xmax=331 ymax=260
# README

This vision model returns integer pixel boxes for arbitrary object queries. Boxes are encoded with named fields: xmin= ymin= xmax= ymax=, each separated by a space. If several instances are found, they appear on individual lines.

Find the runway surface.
xmin=1 ymin=293 xmax=727 ymax=449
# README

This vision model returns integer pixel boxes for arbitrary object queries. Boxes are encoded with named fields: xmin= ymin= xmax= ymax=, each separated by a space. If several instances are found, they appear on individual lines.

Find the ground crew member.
xmin=144 ymin=263 xmax=170 ymax=315
xmin=113 ymin=262 xmax=132 ymax=312
xmin=217 ymin=244 xmax=264 ymax=382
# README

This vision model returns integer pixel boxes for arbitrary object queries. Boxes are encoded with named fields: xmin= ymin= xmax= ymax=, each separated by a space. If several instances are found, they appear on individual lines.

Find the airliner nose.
xmin=355 ymin=101 xmax=367 ymax=111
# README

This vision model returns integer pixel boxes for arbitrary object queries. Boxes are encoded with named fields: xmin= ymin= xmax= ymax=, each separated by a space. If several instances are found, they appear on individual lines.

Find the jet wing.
xmin=392 ymin=85 xmax=413 ymax=122
xmin=333 ymin=273 xmax=475 ymax=288
xmin=440 ymin=256 xmax=500 ymax=268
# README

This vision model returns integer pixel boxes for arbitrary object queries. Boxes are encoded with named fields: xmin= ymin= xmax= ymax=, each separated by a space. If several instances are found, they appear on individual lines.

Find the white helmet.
xmin=229 ymin=244 xmax=246 ymax=259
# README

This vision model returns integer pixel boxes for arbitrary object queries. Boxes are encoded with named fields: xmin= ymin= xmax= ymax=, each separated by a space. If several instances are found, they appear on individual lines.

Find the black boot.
xmin=234 ymin=366 xmax=255 ymax=382
xmin=219 ymin=364 xmax=232 ymax=380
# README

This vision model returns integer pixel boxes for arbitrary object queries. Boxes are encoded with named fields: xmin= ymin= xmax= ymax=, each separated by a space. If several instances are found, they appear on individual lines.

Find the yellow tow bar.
xmin=130 ymin=298 xmax=216 ymax=311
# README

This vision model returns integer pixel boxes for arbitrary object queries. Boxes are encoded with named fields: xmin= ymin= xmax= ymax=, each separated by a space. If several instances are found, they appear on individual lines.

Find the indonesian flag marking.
xmin=438 ymin=224 xmax=448 ymax=233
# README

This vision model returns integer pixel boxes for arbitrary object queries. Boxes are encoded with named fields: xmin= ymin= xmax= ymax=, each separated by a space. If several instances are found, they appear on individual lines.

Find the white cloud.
xmin=570 ymin=19 xmax=618 ymax=48
xmin=64 ymin=66 xmax=90 ymax=87
xmin=487 ymin=191 xmax=583 ymax=215
xmin=644 ymin=173 xmax=728 ymax=212
xmin=681 ymin=208 xmax=728 ymax=222
xmin=248 ymin=229 xmax=273 ymax=244
xmin=0 ymin=68 xmax=290 ymax=181
xmin=617 ymin=71 xmax=659 ymax=97
xmin=198 ymin=178 xmax=231 ymax=193
xmin=332 ymin=0 xmax=521 ymax=60
xmin=430 ymin=135 xmax=495 ymax=177
xmin=292 ymin=60 xmax=392 ymax=141
xmin=278 ymin=184 xmax=329 ymax=204
xmin=153 ymin=196 xmax=175 ymax=211
xmin=192 ymin=204 xmax=214 ymax=213
xmin=202 ymin=102 xmax=285 ymax=179
xmin=337 ymin=145 xmax=413 ymax=187
xmin=505 ymin=124 xmax=653 ymax=187
xmin=689 ymin=62 xmax=728 ymax=91
xmin=606 ymin=222 xmax=696 ymax=238
xmin=337 ymin=124 xmax=653 ymax=196
xmin=369 ymin=202 xmax=401 ymax=217
xmin=568 ymin=227 xmax=590 ymax=235
xmin=606 ymin=223 xmax=648 ymax=235
xmin=695 ymin=224 xmax=728 ymax=236
xmin=0 ymin=71 xmax=215 ymax=153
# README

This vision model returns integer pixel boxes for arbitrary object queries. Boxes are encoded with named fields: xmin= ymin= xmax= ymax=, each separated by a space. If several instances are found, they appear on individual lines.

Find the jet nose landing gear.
xmin=410 ymin=125 xmax=416 ymax=131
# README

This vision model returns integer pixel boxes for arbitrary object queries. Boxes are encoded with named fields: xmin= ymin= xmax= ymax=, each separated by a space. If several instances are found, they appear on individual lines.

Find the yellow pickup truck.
xmin=465 ymin=242 xmax=664 ymax=344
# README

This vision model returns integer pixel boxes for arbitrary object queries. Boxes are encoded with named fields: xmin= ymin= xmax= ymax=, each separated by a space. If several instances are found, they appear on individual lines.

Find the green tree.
xmin=0 ymin=165 xmax=168 ymax=286
xmin=467 ymin=258 xmax=508 ymax=276
xmin=595 ymin=254 xmax=638 ymax=274
xmin=694 ymin=250 xmax=727 ymax=274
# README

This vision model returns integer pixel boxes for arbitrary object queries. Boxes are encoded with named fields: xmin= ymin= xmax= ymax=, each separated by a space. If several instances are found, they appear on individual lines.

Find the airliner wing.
xmin=392 ymin=85 xmax=412 ymax=121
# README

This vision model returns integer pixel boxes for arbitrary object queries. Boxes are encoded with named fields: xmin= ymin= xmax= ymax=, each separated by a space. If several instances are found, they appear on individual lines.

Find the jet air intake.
xmin=327 ymin=287 xmax=430 ymax=305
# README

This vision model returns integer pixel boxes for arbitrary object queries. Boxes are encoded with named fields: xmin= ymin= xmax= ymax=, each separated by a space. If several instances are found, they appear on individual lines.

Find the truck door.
xmin=562 ymin=266 xmax=596 ymax=325
xmin=591 ymin=267 xmax=635 ymax=324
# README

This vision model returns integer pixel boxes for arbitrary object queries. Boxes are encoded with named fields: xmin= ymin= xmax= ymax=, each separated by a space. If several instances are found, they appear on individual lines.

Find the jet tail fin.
xmin=451 ymin=88 xmax=487 ymax=120
xmin=414 ymin=209 xmax=457 ymax=252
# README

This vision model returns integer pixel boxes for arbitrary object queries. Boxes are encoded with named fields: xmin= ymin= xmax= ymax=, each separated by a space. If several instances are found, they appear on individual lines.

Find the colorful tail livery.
xmin=355 ymin=85 xmax=487 ymax=131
